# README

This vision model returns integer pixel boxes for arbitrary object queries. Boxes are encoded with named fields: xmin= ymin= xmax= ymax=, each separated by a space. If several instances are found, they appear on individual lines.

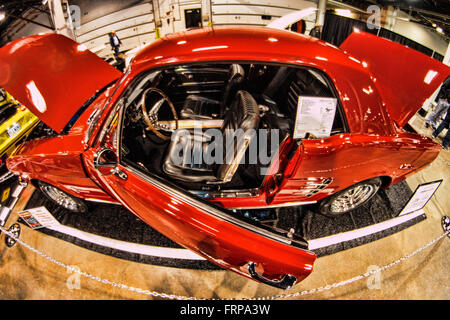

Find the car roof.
xmin=131 ymin=25 xmax=360 ymax=71
xmin=128 ymin=26 xmax=396 ymax=136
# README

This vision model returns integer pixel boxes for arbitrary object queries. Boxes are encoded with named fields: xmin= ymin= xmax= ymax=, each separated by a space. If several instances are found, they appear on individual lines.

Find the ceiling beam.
xmin=406 ymin=6 xmax=450 ymax=20
xmin=4 ymin=11 xmax=53 ymax=30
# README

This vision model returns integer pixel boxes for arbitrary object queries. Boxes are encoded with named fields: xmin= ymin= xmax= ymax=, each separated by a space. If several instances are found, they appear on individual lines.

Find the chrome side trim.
xmin=191 ymin=188 xmax=259 ymax=199
xmin=229 ymin=201 xmax=317 ymax=210
xmin=85 ymin=198 xmax=122 ymax=205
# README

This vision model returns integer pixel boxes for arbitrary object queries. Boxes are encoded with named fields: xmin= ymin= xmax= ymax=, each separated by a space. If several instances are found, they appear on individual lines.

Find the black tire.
xmin=319 ymin=177 xmax=382 ymax=217
xmin=37 ymin=180 xmax=88 ymax=213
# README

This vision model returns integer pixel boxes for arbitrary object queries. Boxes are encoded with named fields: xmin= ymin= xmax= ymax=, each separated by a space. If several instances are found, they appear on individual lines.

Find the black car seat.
xmin=163 ymin=90 xmax=260 ymax=183
xmin=179 ymin=64 xmax=245 ymax=120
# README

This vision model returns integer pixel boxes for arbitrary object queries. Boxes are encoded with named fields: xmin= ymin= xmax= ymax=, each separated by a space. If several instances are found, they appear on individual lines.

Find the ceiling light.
xmin=0 ymin=12 xmax=5 ymax=21
xmin=335 ymin=9 xmax=352 ymax=17
xmin=436 ymin=27 xmax=444 ymax=34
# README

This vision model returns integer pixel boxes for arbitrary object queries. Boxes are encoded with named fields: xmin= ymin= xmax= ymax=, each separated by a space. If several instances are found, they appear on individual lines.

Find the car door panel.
xmin=83 ymin=148 xmax=316 ymax=288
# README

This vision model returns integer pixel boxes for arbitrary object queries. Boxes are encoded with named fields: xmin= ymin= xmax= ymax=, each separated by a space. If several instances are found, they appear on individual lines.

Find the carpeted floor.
xmin=19 ymin=180 xmax=422 ymax=268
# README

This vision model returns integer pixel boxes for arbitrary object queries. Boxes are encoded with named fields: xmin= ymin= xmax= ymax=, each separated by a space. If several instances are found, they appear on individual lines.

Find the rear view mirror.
xmin=94 ymin=148 xmax=117 ymax=176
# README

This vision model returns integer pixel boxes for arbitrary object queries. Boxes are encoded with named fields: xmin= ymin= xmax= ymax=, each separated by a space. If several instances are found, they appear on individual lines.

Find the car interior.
xmin=118 ymin=62 xmax=347 ymax=194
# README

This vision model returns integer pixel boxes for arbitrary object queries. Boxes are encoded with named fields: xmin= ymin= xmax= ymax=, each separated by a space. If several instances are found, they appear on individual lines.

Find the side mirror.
xmin=94 ymin=148 xmax=117 ymax=176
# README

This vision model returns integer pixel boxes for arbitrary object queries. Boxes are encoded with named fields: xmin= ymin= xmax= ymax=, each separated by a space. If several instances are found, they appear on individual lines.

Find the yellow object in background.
xmin=0 ymin=88 xmax=40 ymax=161
xmin=1 ymin=187 xmax=10 ymax=202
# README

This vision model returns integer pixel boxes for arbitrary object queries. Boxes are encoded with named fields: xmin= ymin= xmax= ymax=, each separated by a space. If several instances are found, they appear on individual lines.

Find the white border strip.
xmin=44 ymin=209 xmax=424 ymax=261
xmin=308 ymin=209 xmax=426 ymax=250
xmin=24 ymin=207 xmax=425 ymax=261
xmin=46 ymin=223 xmax=206 ymax=261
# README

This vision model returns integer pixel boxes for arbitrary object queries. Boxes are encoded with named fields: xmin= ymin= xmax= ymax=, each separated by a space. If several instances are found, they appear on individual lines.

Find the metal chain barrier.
xmin=437 ymin=155 xmax=450 ymax=167
xmin=264 ymin=229 xmax=449 ymax=300
xmin=0 ymin=224 xmax=448 ymax=300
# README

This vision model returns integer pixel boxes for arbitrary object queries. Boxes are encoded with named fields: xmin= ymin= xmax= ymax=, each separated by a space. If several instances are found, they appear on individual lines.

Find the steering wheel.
xmin=139 ymin=87 xmax=178 ymax=140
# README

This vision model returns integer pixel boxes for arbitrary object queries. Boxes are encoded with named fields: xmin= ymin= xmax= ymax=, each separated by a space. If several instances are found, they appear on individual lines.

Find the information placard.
xmin=293 ymin=96 xmax=337 ymax=139
xmin=18 ymin=206 xmax=60 ymax=229
xmin=399 ymin=180 xmax=442 ymax=216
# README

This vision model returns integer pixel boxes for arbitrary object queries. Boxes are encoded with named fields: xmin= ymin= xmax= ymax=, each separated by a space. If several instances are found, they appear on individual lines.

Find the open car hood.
xmin=340 ymin=31 xmax=450 ymax=128
xmin=0 ymin=34 xmax=122 ymax=133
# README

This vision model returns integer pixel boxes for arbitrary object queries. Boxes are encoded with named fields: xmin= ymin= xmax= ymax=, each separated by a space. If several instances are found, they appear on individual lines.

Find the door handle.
xmin=248 ymin=262 xmax=297 ymax=290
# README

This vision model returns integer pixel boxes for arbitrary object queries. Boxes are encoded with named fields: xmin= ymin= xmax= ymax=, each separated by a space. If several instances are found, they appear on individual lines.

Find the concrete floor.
xmin=0 ymin=116 xmax=448 ymax=300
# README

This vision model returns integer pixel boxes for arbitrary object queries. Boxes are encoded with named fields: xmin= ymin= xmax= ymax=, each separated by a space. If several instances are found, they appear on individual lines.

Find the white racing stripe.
xmin=308 ymin=209 xmax=426 ymax=250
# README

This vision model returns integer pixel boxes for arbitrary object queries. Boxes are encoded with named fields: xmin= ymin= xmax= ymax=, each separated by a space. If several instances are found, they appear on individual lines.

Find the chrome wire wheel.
xmin=319 ymin=178 xmax=381 ymax=216
xmin=38 ymin=181 xmax=88 ymax=213
xmin=329 ymin=184 xmax=376 ymax=213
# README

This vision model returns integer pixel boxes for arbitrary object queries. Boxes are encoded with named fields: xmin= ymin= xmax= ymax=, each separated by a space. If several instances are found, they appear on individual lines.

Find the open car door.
xmin=82 ymin=112 xmax=316 ymax=290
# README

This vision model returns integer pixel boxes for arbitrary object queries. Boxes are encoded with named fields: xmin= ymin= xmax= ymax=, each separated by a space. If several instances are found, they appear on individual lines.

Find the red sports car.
xmin=0 ymin=26 xmax=448 ymax=289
